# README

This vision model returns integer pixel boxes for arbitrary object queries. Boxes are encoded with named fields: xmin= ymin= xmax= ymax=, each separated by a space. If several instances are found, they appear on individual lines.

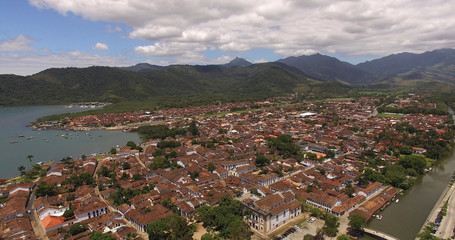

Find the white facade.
xmin=75 ymin=206 xmax=109 ymax=222
xmin=38 ymin=206 xmax=68 ymax=220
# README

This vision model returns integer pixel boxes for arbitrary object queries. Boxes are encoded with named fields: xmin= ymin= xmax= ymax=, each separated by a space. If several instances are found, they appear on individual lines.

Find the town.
xmin=2 ymin=94 xmax=454 ymax=240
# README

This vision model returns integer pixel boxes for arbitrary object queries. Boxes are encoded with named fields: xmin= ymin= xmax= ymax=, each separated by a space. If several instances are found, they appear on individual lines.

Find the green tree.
xmin=323 ymin=214 xmax=339 ymax=237
xmin=132 ymin=173 xmax=144 ymax=181
xmin=201 ymin=233 xmax=216 ymax=240
xmin=98 ymin=166 xmax=112 ymax=178
xmin=190 ymin=171 xmax=199 ymax=180
xmin=337 ymin=234 xmax=350 ymax=240
xmin=149 ymin=156 xmax=171 ymax=170
xmin=63 ymin=204 xmax=75 ymax=218
xmin=120 ymin=172 xmax=129 ymax=180
xmin=188 ymin=121 xmax=199 ymax=136
xmin=399 ymin=155 xmax=427 ymax=174
xmin=225 ymin=218 xmax=252 ymax=240
xmin=68 ymin=223 xmax=88 ymax=236
xmin=90 ymin=231 xmax=116 ymax=240
xmin=110 ymin=148 xmax=117 ymax=154
xmin=315 ymin=227 xmax=325 ymax=240
xmin=126 ymin=141 xmax=137 ymax=149
xmin=399 ymin=146 xmax=413 ymax=155
xmin=26 ymin=154 xmax=34 ymax=165
xmin=147 ymin=220 xmax=169 ymax=240
xmin=164 ymin=214 xmax=194 ymax=240
xmin=196 ymin=195 xmax=250 ymax=239
xmin=122 ymin=162 xmax=131 ymax=170
xmin=417 ymin=223 xmax=445 ymax=240
xmin=157 ymin=140 xmax=181 ymax=149
xmin=208 ymin=162 xmax=216 ymax=172
xmin=344 ymin=182 xmax=355 ymax=198
xmin=304 ymin=234 xmax=314 ymax=240
xmin=18 ymin=165 xmax=26 ymax=176
xmin=35 ymin=182 xmax=58 ymax=197
xmin=162 ymin=199 xmax=180 ymax=215
xmin=348 ymin=214 xmax=366 ymax=234
xmin=310 ymin=208 xmax=324 ymax=218
xmin=267 ymin=134 xmax=301 ymax=158
xmin=384 ymin=164 xmax=408 ymax=188
xmin=255 ymin=154 xmax=270 ymax=167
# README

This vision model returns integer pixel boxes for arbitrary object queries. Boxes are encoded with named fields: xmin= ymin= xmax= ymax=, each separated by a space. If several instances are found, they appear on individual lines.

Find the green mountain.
xmin=357 ymin=49 xmax=455 ymax=80
xmin=2 ymin=48 xmax=455 ymax=107
xmin=277 ymin=53 xmax=372 ymax=84
xmin=277 ymin=49 xmax=455 ymax=85
xmin=0 ymin=63 xmax=321 ymax=107
xmin=224 ymin=57 xmax=253 ymax=67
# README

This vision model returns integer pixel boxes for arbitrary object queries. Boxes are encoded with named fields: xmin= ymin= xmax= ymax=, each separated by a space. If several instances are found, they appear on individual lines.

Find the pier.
xmin=363 ymin=228 xmax=400 ymax=240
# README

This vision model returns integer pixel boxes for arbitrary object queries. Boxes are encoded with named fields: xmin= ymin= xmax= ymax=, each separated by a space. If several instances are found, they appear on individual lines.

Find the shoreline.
xmin=31 ymin=120 xmax=168 ymax=132
xmin=418 ymin=173 xmax=455 ymax=235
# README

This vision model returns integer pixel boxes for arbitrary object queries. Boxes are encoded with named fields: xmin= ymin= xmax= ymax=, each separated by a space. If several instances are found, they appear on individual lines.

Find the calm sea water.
xmin=0 ymin=105 xmax=140 ymax=179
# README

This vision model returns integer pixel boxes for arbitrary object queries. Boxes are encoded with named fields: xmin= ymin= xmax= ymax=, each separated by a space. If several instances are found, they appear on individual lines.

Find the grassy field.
xmin=376 ymin=113 xmax=405 ymax=118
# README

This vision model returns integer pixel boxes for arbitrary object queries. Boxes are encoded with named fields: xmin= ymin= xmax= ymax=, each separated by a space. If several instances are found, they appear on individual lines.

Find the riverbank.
xmin=363 ymin=150 xmax=455 ymax=239
xmin=418 ymin=173 xmax=455 ymax=237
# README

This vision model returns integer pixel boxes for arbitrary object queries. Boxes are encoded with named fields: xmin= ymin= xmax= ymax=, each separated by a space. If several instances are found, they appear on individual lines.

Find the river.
xmin=363 ymin=110 xmax=455 ymax=240
xmin=0 ymin=105 xmax=140 ymax=179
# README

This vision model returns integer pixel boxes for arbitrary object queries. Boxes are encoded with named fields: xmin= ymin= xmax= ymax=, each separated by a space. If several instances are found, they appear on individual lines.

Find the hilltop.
xmin=1 ymin=49 xmax=455 ymax=108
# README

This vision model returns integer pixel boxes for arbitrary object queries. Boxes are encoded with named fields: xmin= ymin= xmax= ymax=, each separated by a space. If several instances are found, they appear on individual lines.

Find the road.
xmin=94 ymin=157 xmax=149 ymax=240
xmin=436 ymin=184 xmax=455 ymax=238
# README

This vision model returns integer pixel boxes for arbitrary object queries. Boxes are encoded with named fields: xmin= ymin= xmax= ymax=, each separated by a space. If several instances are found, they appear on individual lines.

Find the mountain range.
xmin=1 ymin=48 xmax=455 ymax=107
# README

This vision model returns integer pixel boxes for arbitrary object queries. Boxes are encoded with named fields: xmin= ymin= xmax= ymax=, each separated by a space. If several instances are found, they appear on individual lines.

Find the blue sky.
xmin=1 ymin=0 xmax=454 ymax=75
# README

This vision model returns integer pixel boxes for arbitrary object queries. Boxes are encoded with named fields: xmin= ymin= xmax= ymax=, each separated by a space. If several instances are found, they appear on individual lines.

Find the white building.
xmin=243 ymin=191 xmax=302 ymax=233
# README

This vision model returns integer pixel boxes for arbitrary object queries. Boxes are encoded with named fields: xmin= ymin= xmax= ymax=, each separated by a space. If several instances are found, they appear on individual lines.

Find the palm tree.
xmin=26 ymin=154 xmax=34 ymax=165
xmin=18 ymin=165 xmax=26 ymax=175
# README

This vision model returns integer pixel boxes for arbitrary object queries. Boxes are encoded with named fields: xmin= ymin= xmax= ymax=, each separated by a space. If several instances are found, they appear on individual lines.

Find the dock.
xmin=364 ymin=228 xmax=400 ymax=240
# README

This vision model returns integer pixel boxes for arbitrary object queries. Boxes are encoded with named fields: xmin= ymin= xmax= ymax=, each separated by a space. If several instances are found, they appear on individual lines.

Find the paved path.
xmin=94 ymin=157 xmax=148 ymax=240
xmin=436 ymin=184 xmax=455 ymax=238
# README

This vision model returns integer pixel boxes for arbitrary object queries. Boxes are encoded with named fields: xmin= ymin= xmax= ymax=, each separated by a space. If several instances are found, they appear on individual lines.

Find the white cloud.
xmin=26 ymin=0 xmax=455 ymax=61
xmin=92 ymin=42 xmax=109 ymax=51
xmin=0 ymin=35 xmax=35 ymax=52
xmin=106 ymin=25 xmax=122 ymax=33
xmin=0 ymin=43 xmax=133 ymax=76
xmin=134 ymin=42 xmax=206 ymax=57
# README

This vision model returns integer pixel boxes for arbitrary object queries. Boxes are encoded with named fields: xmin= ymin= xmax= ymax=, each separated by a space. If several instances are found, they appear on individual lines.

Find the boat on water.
xmin=10 ymin=141 xmax=18 ymax=144
xmin=395 ymin=199 xmax=399 ymax=203
xmin=375 ymin=215 xmax=383 ymax=220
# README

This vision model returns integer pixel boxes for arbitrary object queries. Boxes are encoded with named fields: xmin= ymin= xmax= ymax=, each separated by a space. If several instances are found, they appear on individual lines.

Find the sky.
xmin=1 ymin=0 xmax=455 ymax=76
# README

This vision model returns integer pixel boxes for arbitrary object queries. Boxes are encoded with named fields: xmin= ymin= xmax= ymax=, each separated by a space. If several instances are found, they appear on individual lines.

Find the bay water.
xmin=0 ymin=105 xmax=140 ymax=179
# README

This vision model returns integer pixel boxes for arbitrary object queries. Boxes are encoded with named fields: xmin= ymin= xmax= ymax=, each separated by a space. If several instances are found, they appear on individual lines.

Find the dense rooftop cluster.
xmin=1 ymin=94 xmax=453 ymax=239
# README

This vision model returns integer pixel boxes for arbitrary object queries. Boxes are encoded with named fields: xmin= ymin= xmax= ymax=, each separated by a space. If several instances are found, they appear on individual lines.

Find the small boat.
xmin=26 ymin=136 xmax=33 ymax=140
xmin=10 ymin=141 xmax=18 ymax=144
xmin=375 ymin=215 xmax=382 ymax=220
xmin=395 ymin=199 xmax=399 ymax=203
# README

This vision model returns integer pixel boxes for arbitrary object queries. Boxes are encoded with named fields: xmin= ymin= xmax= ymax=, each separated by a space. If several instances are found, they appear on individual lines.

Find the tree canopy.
xmin=348 ymin=214 xmax=366 ymax=233
xmin=196 ymin=195 xmax=251 ymax=240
